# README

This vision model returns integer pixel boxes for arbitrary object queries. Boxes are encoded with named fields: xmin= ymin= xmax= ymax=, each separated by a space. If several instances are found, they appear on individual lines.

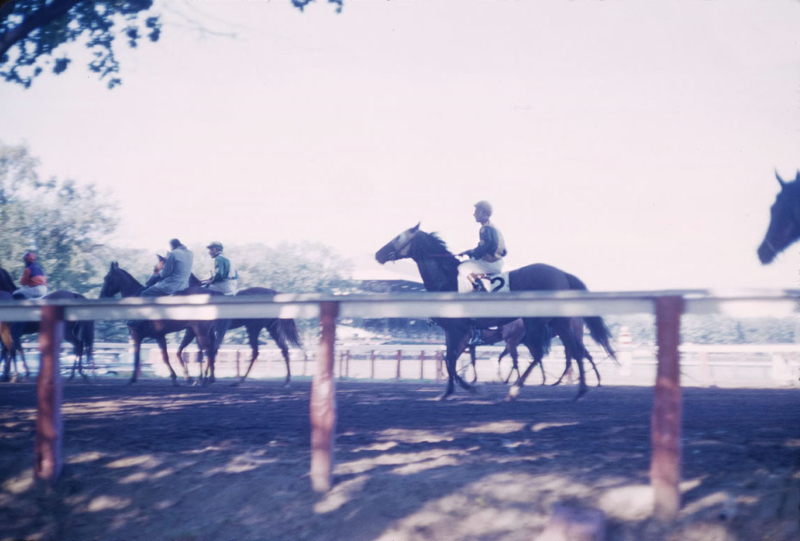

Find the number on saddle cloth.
xmin=470 ymin=273 xmax=509 ymax=293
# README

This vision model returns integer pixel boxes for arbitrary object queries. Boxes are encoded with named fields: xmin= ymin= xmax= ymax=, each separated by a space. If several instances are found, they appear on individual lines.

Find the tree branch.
xmin=0 ymin=0 xmax=83 ymax=59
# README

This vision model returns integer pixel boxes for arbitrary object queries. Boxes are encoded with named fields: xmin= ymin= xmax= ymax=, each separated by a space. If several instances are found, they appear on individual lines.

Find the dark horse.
xmin=176 ymin=279 xmax=302 ymax=386
xmin=376 ymin=224 xmax=615 ymax=400
xmin=758 ymin=170 xmax=800 ymax=264
xmin=0 ymin=266 xmax=95 ymax=382
xmin=99 ymin=262 xmax=224 ymax=385
xmin=466 ymin=317 xmax=606 ymax=387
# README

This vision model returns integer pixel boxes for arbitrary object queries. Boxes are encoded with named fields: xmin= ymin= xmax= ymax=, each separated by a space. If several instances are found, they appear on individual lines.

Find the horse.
xmin=758 ymin=170 xmax=800 ymax=264
xmin=99 ymin=262 xmax=225 ymax=385
xmin=0 ymin=266 xmax=94 ymax=382
xmin=376 ymin=224 xmax=615 ymax=400
xmin=3 ymin=291 xmax=96 ymax=382
xmin=466 ymin=317 xmax=606 ymax=387
xmin=176 ymin=284 xmax=302 ymax=386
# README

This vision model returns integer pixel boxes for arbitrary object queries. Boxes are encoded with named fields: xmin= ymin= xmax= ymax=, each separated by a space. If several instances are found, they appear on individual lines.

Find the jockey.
xmin=13 ymin=252 xmax=48 ymax=299
xmin=457 ymin=200 xmax=507 ymax=293
xmin=202 ymin=241 xmax=238 ymax=295
xmin=140 ymin=239 xmax=194 ymax=297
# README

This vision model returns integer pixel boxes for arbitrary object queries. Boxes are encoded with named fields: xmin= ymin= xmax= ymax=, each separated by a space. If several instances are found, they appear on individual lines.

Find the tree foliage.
xmin=0 ymin=141 xmax=118 ymax=293
xmin=0 ymin=0 xmax=343 ymax=89
xmin=0 ymin=0 xmax=161 ymax=88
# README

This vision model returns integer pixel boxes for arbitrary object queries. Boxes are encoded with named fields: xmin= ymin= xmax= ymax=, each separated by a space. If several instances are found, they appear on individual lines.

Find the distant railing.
xmin=2 ymin=288 xmax=799 ymax=521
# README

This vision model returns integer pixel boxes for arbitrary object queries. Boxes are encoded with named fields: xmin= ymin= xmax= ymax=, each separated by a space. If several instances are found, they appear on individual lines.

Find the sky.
xmin=2 ymin=0 xmax=800 ymax=291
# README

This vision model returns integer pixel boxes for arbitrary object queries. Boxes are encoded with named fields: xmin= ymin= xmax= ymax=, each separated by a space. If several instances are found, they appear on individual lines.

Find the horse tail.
xmin=271 ymin=319 xmax=302 ymax=349
xmin=80 ymin=320 xmax=95 ymax=364
xmin=565 ymin=273 xmax=616 ymax=361
xmin=584 ymin=317 xmax=616 ymax=362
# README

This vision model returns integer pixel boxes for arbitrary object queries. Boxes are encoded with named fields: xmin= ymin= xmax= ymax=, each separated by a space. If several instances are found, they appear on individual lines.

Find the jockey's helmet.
xmin=23 ymin=252 xmax=36 ymax=263
xmin=474 ymin=200 xmax=493 ymax=216
xmin=206 ymin=241 xmax=223 ymax=251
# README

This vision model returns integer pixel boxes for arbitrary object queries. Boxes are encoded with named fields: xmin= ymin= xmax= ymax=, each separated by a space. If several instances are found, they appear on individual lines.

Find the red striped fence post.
xmin=310 ymin=301 xmax=338 ymax=492
xmin=35 ymin=305 xmax=64 ymax=485
xmin=651 ymin=296 xmax=684 ymax=520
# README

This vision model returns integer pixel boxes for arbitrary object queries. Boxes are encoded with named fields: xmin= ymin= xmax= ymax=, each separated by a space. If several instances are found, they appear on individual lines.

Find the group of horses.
xmin=1 ymin=169 xmax=792 ymax=400
xmin=0 ymin=263 xmax=301 ymax=387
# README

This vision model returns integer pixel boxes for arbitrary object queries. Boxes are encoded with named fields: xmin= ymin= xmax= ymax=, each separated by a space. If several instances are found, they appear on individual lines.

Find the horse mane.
xmin=0 ymin=266 xmax=16 ymax=293
xmin=113 ymin=266 xmax=143 ymax=288
xmin=412 ymin=231 xmax=459 ymax=265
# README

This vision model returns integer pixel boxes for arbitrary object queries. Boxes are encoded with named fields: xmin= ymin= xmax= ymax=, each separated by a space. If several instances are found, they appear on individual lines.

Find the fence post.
xmin=370 ymin=350 xmax=375 ymax=380
xmin=310 ymin=301 xmax=338 ymax=493
xmin=345 ymin=350 xmax=351 ymax=379
xmin=419 ymin=350 xmax=425 ymax=380
xmin=35 ymin=305 xmax=64 ymax=485
xmin=235 ymin=350 xmax=241 ymax=379
xmin=396 ymin=349 xmax=402 ymax=381
xmin=618 ymin=326 xmax=632 ymax=376
xmin=651 ymin=296 xmax=684 ymax=521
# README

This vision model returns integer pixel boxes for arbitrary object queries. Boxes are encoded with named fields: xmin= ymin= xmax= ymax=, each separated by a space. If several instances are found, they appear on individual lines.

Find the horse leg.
xmin=468 ymin=345 xmax=478 ymax=384
xmin=553 ymin=320 xmax=588 ymax=400
xmin=507 ymin=320 xmax=549 ymax=400
xmin=176 ymin=328 xmax=196 ymax=384
xmin=129 ymin=333 xmax=143 ymax=384
xmin=585 ymin=350 xmax=601 ymax=386
xmin=438 ymin=324 xmax=474 ymax=400
xmin=154 ymin=335 xmax=179 ymax=386
xmin=265 ymin=322 xmax=292 ymax=387
xmin=17 ymin=345 xmax=30 ymax=380
xmin=197 ymin=328 xmax=216 ymax=385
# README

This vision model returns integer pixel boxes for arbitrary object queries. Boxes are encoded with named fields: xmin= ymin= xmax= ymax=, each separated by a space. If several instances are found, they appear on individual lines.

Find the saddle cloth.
xmin=473 ymin=272 xmax=510 ymax=293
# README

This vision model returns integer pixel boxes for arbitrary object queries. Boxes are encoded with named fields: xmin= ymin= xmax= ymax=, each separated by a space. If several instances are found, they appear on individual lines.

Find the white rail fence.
xmin=2 ymin=288 xmax=799 ymax=521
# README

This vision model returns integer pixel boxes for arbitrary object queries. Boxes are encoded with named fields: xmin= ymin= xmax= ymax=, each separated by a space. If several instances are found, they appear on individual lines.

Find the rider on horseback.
xmin=201 ymin=241 xmax=238 ymax=295
xmin=141 ymin=239 xmax=194 ymax=297
xmin=13 ymin=252 xmax=48 ymax=299
xmin=457 ymin=200 xmax=507 ymax=293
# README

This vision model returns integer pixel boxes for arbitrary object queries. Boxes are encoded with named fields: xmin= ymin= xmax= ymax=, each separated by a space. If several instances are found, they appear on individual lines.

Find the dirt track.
xmin=1 ymin=379 xmax=798 ymax=541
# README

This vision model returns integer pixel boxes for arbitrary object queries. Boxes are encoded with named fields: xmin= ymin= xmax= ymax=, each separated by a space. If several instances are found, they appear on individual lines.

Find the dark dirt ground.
xmin=1 ymin=379 xmax=798 ymax=541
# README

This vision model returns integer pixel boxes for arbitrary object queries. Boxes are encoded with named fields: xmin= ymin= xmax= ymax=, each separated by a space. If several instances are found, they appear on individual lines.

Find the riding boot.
xmin=469 ymin=326 xmax=484 ymax=347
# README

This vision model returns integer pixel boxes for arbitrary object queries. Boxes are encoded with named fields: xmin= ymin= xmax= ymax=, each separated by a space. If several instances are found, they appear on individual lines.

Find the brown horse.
xmin=376 ymin=224 xmax=615 ymax=400
xmin=176 ymin=284 xmax=302 ymax=386
xmin=99 ymin=262 xmax=225 ymax=385
xmin=465 ymin=317 xmax=606 ymax=386
xmin=0 ymin=266 xmax=94 ymax=382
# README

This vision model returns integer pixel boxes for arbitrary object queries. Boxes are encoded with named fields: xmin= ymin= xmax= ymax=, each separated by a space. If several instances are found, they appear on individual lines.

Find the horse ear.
xmin=776 ymin=170 xmax=787 ymax=188
xmin=157 ymin=254 xmax=165 ymax=262
xmin=411 ymin=222 xmax=421 ymax=233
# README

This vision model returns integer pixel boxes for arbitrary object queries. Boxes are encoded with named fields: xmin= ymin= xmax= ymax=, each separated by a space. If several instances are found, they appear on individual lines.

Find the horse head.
xmin=375 ymin=223 xmax=421 ymax=263
xmin=758 ymin=170 xmax=800 ymax=264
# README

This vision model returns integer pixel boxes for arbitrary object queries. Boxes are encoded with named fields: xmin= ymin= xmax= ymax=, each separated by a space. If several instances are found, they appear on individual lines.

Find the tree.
xmin=0 ymin=0 xmax=342 ymax=89
xmin=0 ymin=141 xmax=119 ymax=293
xmin=0 ymin=0 xmax=161 ymax=88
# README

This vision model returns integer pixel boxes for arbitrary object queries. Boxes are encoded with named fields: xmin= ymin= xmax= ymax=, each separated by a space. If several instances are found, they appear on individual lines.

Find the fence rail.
xmin=3 ymin=288 xmax=800 ymax=521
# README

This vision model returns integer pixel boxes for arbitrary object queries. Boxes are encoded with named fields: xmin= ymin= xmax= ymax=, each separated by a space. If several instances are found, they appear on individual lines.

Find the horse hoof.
xmin=506 ymin=386 xmax=521 ymax=401
xmin=574 ymin=387 xmax=588 ymax=401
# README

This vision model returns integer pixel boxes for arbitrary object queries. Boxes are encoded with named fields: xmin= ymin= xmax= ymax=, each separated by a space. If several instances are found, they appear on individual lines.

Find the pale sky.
xmin=2 ymin=0 xmax=800 ymax=291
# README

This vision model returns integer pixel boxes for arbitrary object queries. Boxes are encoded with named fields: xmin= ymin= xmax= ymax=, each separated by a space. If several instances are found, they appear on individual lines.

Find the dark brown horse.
xmin=176 ymin=284 xmax=302 ymax=386
xmin=376 ymin=224 xmax=615 ymax=400
xmin=99 ymin=262 xmax=224 ymax=385
xmin=466 ymin=317 xmax=606 ymax=387
xmin=758 ymin=170 xmax=800 ymax=264
xmin=0 ymin=266 xmax=94 ymax=382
